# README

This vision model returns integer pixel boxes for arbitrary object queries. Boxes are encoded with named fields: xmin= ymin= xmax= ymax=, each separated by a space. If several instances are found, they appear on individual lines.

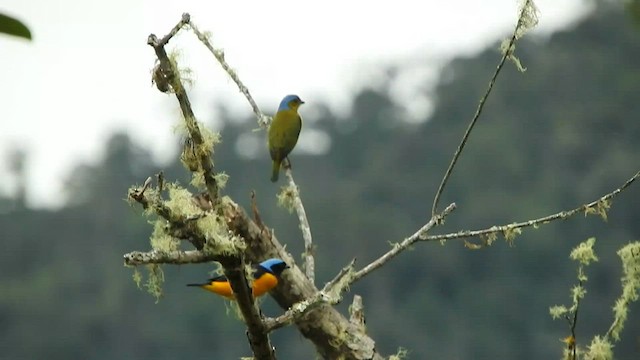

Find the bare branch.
xmin=263 ymin=203 xmax=458 ymax=332
xmin=425 ymin=170 xmax=639 ymax=243
xmin=155 ymin=13 xmax=190 ymax=47
xmin=284 ymin=165 xmax=315 ymax=283
xmin=352 ymin=203 xmax=457 ymax=283
xmin=349 ymin=295 xmax=366 ymax=332
xmin=124 ymin=249 xmax=218 ymax=265
xmin=431 ymin=3 xmax=535 ymax=216
xmin=188 ymin=21 xmax=269 ymax=128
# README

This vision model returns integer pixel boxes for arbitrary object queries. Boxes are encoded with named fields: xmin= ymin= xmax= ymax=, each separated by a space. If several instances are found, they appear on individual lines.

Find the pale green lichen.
xmin=583 ymin=336 xmax=613 ymax=360
xmin=550 ymin=238 xmax=598 ymax=355
xmin=570 ymin=285 xmax=587 ymax=308
xmin=214 ymin=172 xmax=229 ymax=189
xmin=503 ymin=224 xmax=522 ymax=246
xmin=608 ymin=241 xmax=640 ymax=340
xmin=167 ymin=49 xmax=194 ymax=89
xmin=515 ymin=0 xmax=539 ymax=40
xmin=192 ymin=171 xmax=229 ymax=190
xmin=200 ymin=126 xmax=221 ymax=155
xmin=500 ymin=0 xmax=539 ymax=72
xmin=549 ymin=305 xmax=568 ymax=320
xmin=165 ymin=183 xmax=201 ymax=218
xmin=617 ymin=242 xmax=640 ymax=283
xmin=584 ymin=199 xmax=611 ymax=221
xmin=132 ymin=266 xmax=143 ymax=289
xmin=389 ymin=347 xmax=409 ymax=360
xmin=144 ymin=264 xmax=165 ymax=303
xmin=277 ymin=185 xmax=297 ymax=213
xmin=175 ymin=119 xmax=222 ymax=175
xmin=150 ymin=220 xmax=180 ymax=251
xmin=197 ymin=213 xmax=245 ymax=255
xmin=500 ymin=40 xmax=527 ymax=73
xmin=570 ymin=238 xmax=599 ymax=266
xmin=180 ymin=137 xmax=200 ymax=172
xmin=190 ymin=171 xmax=206 ymax=189
xmin=200 ymin=30 xmax=213 ymax=42
xmin=481 ymin=231 xmax=498 ymax=247
xmin=464 ymin=240 xmax=483 ymax=250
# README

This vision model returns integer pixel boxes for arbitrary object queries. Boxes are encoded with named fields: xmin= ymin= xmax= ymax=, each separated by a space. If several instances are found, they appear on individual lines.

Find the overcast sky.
xmin=0 ymin=0 xmax=592 ymax=208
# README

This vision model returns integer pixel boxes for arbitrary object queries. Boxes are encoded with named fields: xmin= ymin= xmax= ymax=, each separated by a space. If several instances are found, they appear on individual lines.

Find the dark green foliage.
xmin=0 ymin=12 xmax=31 ymax=40
xmin=1 ymin=3 xmax=639 ymax=359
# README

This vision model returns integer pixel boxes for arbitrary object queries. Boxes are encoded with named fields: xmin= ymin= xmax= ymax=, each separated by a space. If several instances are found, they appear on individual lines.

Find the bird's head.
xmin=259 ymin=258 xmax=289 ymax=276
xmin=278 ymin=94 xmax=305 ymax=112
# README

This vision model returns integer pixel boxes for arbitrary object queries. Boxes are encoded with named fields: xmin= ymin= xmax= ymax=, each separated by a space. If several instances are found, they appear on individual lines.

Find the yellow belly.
xmin=201 ymin=281 xmax=234 ymax=299
xmin=252 ymin=273 xmax=278 ymax=298
xmin=201 ymin=273 xmax=278 ymax=299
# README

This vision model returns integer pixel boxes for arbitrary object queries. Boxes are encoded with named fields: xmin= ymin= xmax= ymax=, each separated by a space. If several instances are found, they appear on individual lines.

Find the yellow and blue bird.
xmin=187 ymin=258 xmax=289 ymax=299
xmin=268 ymin=94 xmax=304 ymax=182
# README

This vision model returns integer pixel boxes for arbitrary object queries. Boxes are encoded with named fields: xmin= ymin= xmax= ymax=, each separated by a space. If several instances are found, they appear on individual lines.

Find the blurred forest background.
xmin=1 ymin=2 xmax=639 ymax=359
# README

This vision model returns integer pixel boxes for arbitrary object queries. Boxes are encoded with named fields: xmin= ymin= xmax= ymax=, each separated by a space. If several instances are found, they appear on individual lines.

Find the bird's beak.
xmin=299 ymin=100 xmax=305 ymax=104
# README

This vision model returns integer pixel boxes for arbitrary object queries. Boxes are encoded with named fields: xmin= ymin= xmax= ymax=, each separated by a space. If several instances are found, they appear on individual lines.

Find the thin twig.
xmin=157 ymin=13 xmax=190 ymax=46
xmin=264 ymin=203 xmax=458 ymax=331
xmin=284 ymin=166 xmax=315 ymax=283
xmin=188 ymin=21 xmax=269 ymax=128
xmin=569 ymin=280 xmax=581 ymax=360
xmin=431 ymin=4 xmax=532 ymax=217
xmin=351 ymin=203 xmax=456 ymax=283
xmin=425 ymin=170 xmax=639 ymax=243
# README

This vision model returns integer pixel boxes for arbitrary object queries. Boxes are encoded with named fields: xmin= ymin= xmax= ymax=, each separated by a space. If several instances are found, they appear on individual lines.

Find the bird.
xmin=268 ymin=94 xmax=304 ymax=182
xmin=187 ymin=258 xmax=289 ymax=299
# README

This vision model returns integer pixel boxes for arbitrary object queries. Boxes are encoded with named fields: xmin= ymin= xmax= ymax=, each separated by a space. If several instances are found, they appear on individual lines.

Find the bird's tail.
xmin=271 ymin=160 xmax=281 ymax=182
xmin=186 ymin=283 xmax=206 ymax=287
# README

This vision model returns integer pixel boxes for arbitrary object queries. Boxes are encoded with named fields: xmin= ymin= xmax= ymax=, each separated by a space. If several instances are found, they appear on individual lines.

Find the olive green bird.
xmin=268 ymin=94 xmax=304 ymax=182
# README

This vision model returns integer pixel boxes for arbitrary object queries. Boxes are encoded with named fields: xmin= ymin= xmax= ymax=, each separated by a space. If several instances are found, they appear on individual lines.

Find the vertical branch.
xmin=222 ymin=259 xmax=276 ymax=360
xmin=148 ymin=27 xmax=220 ymax=207
xmin=349 ymin=295 xmax=366 ymax=332
xmin=569 ymin=281 xmax=580 ymax=360
xmin=284 ymin=165 xmax=315 ymax=283
xmin=147 ymin=14 xmax=275 ymax=360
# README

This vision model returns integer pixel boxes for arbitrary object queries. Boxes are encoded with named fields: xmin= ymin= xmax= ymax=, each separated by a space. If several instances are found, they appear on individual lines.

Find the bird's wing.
xmin=207 ymin=274 xmax=229 ymax=283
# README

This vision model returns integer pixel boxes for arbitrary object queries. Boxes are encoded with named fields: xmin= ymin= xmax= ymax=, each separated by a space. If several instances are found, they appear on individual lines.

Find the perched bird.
xmin=187 ymin=258 xmax=289 ymax=299
xmin=268 ymin=94 xmax=304 ymax=182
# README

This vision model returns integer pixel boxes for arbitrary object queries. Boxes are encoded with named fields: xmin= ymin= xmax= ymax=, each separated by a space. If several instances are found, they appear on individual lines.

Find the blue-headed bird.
xmin=268 ymin=95 xmax=304 ymax=182
xmin=187 ymin=258 xmax=289 ymax=299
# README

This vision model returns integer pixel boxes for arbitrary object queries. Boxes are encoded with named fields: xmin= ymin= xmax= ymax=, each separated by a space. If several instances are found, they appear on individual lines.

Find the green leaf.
xmin=0 ymin=12 xmax=31 ymax=40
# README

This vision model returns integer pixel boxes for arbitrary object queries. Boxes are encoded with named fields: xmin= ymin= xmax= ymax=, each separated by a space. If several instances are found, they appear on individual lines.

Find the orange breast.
xmin=202 ymin=281 xmax=235 ymax=299
xmin=252 ymin=273 xmax=278 ymax=298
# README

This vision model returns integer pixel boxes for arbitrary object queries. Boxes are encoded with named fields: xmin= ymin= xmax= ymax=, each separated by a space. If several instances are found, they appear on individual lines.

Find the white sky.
xmin=0 ymin=0 xmax=591 ymax=208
